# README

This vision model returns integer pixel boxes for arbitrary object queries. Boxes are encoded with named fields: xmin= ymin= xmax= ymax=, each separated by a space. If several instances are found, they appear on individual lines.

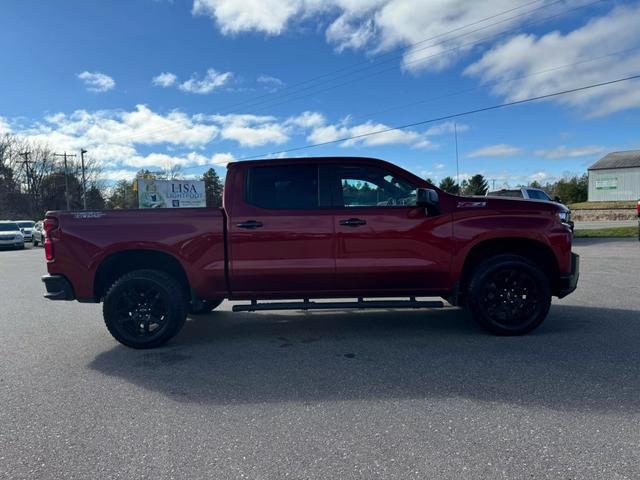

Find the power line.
xmin=101 ymin=0 xmax=601 ymax=146
xmin=225 ymin=0 xmax=604 ymax=115
xmin=350 ymin=45 xmax=640 ymax=121
xmin=220 ymin=0 xmax=548 ymax=112
xmin=216 ymin=0 xmax=562 ymax=113
xmin=222 ymin=74 xmax=640 ymax=161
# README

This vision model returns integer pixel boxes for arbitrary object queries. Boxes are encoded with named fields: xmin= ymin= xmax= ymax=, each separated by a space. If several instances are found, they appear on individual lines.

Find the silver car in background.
xmin=32 ymin=221 xmax=45 ymax=247
xmin=0 ymin=221 xmax=25 ymax=249
xmin=16 ymin=220 xmax=35 ymax=243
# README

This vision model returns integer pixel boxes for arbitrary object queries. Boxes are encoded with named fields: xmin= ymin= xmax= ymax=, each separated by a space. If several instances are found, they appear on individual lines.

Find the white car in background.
xmin=15 ymin=220 xmax=35 ymax=243
xmin=0 ymin=221 xmax=25 ymax=249
xmin=32 ymin=220 xmax=45 ymax=247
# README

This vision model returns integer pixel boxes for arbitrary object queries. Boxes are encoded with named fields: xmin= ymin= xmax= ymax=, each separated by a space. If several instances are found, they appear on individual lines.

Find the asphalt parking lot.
xmin=1 ymin=239 xmax=639 ymax=479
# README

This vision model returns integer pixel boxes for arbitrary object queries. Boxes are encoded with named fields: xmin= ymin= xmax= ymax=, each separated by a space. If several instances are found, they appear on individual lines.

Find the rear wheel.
xmin=467 ymin=255 xmax=551 ymax=335
xmin=189 ymin=299 xmax=223 ymax=315
xmin=103 ymin=269 xmax=187 ymax=349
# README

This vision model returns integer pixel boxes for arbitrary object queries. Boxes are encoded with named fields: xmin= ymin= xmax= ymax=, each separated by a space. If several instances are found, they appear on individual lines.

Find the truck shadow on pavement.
xmin=89 ymin=304 xmax=640 ymax=412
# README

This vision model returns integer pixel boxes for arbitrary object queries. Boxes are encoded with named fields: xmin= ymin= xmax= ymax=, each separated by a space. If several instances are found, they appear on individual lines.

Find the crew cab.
xmin=42 ymin=157 xmax=579 ymax=348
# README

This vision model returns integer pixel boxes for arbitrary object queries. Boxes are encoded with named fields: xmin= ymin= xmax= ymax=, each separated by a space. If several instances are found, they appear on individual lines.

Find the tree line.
xmin=0 ymin=134 xmax=224 ymax=220
xmin=431 ymin=173 xmax=588 ymax=204
xmin=1 ymin=132 xmax=588 ymax=219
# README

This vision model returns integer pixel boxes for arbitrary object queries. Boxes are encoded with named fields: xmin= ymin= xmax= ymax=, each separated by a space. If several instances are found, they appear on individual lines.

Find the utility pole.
xmin=19 ymin=151 xmax=34 ymax=216
xmin=80 ymin=149 xmax=88 ymax=210
xmin=454 ymin=122 xmax=460 ymax=187
xmin=492 ymin=178 xmax=496 ymax=190
xmin=53 ymin=152 xmax=77 ymax=211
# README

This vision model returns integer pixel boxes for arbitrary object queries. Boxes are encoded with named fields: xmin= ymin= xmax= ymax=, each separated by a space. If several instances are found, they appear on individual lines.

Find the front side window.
xmin=527 ymin=189 xmax=550 ymax=201
xmin=337 ymin=165 xmax=417 ymax=207
xmin=246 ymin=164 xmax=319 ymax=209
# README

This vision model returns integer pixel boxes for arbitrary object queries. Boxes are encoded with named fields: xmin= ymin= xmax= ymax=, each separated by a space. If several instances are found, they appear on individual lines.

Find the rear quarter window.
xmin=245 ymin=164 xmax=319 ymax=209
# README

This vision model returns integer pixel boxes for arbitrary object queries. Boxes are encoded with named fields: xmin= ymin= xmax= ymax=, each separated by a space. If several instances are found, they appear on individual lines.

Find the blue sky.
xmin=1 ymin=0 xmax=639 ymax=187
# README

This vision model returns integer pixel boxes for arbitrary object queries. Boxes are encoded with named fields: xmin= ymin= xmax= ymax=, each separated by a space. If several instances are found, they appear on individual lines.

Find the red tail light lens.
xmin=43 ymin=218 xmax=59 ymax=262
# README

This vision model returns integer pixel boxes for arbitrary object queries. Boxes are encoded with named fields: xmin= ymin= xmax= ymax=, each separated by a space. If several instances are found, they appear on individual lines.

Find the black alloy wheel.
xmin=103 ymin=269 xmax=187 ymax=348
xmin=467 ymin=255 xmax=551 ymax=335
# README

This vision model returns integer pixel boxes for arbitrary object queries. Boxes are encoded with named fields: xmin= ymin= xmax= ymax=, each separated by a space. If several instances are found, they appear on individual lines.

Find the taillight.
xmin=636 ymin=200 xmax=640 ymax=216
xmin=43 ymin=218 xmax=59 ymax=262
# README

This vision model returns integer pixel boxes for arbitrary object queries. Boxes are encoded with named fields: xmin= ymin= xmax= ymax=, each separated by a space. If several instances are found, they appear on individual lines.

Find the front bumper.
xmin=42 ymin=274 xmax=76 ymax=301
xmin=556 ymin=252 xmax=579 ymax=298
xmin=0 ymin=240 xmax=24 ymax=248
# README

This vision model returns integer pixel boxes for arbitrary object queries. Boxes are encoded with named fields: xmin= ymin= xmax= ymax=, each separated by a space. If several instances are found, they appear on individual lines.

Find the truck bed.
xmin=45 ymin=208 xmax=227 ymax=301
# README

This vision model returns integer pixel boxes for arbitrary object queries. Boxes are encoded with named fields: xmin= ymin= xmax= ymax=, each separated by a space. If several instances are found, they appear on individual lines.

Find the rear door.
xmin=329 ymin=163 xmax=452 ymax=295
xmin=227 ymin=163 xmax=336 ymax=297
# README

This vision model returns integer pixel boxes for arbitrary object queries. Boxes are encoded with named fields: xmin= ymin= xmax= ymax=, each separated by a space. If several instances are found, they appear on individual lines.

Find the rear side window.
xmin=489 ymin=190 xmax=522 ymax=198
xmin=245 ymin=164 xmax=319 ymax=209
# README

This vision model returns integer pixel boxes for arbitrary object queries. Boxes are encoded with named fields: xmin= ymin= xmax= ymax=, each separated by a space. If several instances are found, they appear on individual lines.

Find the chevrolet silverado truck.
xmin=42 ymin=157 xmax=579 ymax=348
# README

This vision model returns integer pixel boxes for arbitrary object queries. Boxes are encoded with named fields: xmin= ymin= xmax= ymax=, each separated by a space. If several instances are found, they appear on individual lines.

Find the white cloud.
xmin=308 ymin=118 xmax=433 ymax=149
xmin=286 ymin=111 xmax=326 ymax=129
xmin=433 ymin=163 xmax=446 ymax=169
xmin=192 ymin=0 xmax=306 ymax=35
xmin=191 ymin=0 xmax=569 ymax=73
xmin=210 ymin=113 xmax=290 ymax=147
xmin=101 ymin=169 xmax=140 ymax=181
xmin=0 ymin=117 xmax=11 ymax=135
xmin=534 ymin=145 xmax=605 ymax=159
xmin=257 ymin=74 xmax=285 ymax=91
xmin=211 ymin=152 xmax=235 ymax=166
xmin=77 ymin=71 xmax=115 ymax=93
xmin=179 ymin=69 xmax=233 ymax=94
xmin=152 ymin=72 xmax=178 ymax=87
xmin=465 ymin=4 xmax=640 ymax=116
xmin=467 ymin=144 xmax=521 ymax=158
xmin=424 ymin=121 xmax=470 ymax=136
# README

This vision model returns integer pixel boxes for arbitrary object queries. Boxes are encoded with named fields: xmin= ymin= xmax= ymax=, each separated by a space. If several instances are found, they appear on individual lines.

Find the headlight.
xmin=558 ymin=210 xmax=571 ymax=224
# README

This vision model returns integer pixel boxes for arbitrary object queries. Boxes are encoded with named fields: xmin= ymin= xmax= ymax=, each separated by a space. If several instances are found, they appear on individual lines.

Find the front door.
xmin=331 ymin=163 xmax=452 ymax=295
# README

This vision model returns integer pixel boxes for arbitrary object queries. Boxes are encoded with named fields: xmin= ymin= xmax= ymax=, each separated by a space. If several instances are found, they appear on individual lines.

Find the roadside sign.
xmin=595 ymin=178 xmax=618 ymax=190
xmin=137 ymin=179 xmax=206 ymax=208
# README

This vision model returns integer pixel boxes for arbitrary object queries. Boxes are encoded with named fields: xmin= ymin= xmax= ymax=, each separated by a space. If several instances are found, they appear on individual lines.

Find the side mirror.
xmin=416 ymin=187 xmax=439 ymax=207
xmin=554 ymin=196 xmax=562 ymax=203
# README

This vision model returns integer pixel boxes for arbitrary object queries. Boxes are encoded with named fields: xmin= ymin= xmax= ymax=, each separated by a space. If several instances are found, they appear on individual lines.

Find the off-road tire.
xmin=467 ymin=255 xmax=551 ymax=335
xmin=103 ymin=269 xmax=187 ymax=349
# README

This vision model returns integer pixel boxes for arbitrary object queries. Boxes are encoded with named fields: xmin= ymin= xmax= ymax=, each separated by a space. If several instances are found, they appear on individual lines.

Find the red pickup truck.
xmin=42 ymin=157 xmax=579 ymax=348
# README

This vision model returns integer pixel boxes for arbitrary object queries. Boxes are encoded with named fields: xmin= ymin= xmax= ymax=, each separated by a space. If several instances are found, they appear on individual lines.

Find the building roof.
xmin=588 ymin=150 xmax=640 ymax=170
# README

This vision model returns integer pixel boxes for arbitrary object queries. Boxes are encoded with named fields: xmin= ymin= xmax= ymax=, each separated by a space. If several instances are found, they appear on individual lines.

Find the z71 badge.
xmin=457 ymin=201 xmax=487 ymax=208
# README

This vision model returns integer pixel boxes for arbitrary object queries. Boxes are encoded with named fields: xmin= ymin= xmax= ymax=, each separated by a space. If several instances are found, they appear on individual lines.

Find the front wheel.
xmin=467 ymin=255 xmax=551 ymax=336
xmin=103 ymin=269 xmax=187 ymax=349
xmin=33 ymin=238 xmax=39 ymax=247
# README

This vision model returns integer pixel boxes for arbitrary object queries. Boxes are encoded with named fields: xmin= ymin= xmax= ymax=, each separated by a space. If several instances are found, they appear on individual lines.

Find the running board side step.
xmin=232 ymin=298 xmax=445 ymax=312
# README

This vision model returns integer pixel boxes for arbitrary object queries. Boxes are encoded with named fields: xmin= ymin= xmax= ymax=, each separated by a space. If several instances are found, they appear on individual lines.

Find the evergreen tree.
xmin=463 ymin=174 xmax=489 ymax=195
xmin=438 ymin=176 xmax=460 ymax=194
xmin=201 ymin=167 xmax=224 ymax=207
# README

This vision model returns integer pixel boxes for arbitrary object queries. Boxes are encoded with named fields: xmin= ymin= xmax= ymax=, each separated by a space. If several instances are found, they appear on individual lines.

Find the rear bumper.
xmin=556 ymin=252 xmax=579 ymax=298
xmin=42 ymin=274 xmax=76 ymax=301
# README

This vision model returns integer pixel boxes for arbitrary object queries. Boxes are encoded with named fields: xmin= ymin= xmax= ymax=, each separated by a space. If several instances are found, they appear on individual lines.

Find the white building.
xmin=588 ymin=150 xmax=640 ymax=201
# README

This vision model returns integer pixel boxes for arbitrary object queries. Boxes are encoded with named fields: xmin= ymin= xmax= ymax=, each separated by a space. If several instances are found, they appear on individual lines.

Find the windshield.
xmin=17 ymin=221 xmax=35 ymax=228
xmin=0 ymin=223 xmax=20 ymax=232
